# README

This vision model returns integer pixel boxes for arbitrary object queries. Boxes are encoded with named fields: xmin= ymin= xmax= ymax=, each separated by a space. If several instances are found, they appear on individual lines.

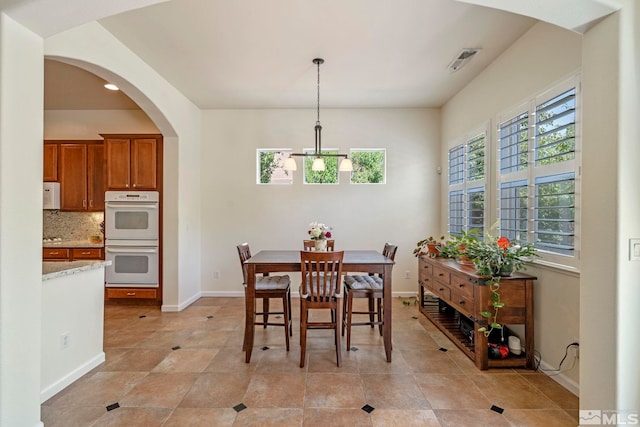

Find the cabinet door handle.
xmin=133 ymin=183 xmax=137 ymax=188
xmin=83 ymin=200 xmax=87 ymax=207
xmin=126 ymin=184 xmax=129 ymax=188
xmin=89 ymin=200 xmax=93 ymax=207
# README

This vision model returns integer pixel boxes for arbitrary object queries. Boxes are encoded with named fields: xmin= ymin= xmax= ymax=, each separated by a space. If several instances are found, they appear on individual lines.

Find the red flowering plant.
xmin=465 ymin=235 xmax=537 ymax=336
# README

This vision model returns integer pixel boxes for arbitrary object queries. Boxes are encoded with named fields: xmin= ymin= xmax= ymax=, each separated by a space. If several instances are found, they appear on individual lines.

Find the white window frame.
xmin=349 ymin=148 xmax=386 ymax=184
xmin=496 ymin=75 xmax=581 ymax=272
xmin=447 ymin=124 xmax=489 ymax=239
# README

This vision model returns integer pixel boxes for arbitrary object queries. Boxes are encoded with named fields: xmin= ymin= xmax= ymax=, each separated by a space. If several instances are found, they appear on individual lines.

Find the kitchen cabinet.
xmin=43 ymin=143 xmax=58 ymax=181
xmin=43 ymin=247 xmax=103 ymax=261
xmin=103 ymin=134 xmax=161 ymax=190
xmin=59 ymin=142 xmax=104 ymax=211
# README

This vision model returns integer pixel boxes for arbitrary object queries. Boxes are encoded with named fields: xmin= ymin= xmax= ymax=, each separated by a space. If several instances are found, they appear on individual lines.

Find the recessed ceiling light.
xmin=104 ymin=83 xmax=119 ymax=91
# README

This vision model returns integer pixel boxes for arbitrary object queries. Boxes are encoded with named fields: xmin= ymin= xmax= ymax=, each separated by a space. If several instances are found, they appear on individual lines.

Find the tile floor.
xmin=41 ymin=297 xmax=579 ymax=426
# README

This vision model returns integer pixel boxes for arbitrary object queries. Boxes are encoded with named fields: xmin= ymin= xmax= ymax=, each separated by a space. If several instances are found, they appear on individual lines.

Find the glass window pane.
xmin=535 ymin=173 xmax=575 ymax=255
xmin=304 ymin=150 xmax=339 ymax=184
xmin=536 ymin=88 xmax=576 ymax=166
xmin=350 ymin=149 xmax=385 ymax=184
xmin=499 ymin=113 xmax=529 ymax=174
xmin=500 ymin=180 xmax=529 ymax=242
xmin=257 ymin=149 xmax=294 ymax=184
xmin=449 ymin=146 xmax=464 ymax=185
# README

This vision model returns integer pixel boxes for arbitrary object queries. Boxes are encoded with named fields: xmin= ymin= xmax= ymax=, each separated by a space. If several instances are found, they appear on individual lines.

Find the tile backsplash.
xmin=43 ymin=211 xmax=104 ymax=241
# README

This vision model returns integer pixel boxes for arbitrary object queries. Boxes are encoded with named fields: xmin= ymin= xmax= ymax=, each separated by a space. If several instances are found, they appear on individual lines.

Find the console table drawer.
xmin=432 ymin=266 xmax=451 ymax=285
xmin=451 ymin=273 xmax=475 ymax=300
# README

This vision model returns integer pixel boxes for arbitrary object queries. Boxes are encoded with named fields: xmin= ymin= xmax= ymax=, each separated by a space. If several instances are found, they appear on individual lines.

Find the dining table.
xmin=243 ymin=250 xmax=395 ymax=363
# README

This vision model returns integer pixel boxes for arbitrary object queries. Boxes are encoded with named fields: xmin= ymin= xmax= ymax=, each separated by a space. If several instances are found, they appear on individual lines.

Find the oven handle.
xmin=106 ymin=247 xmax=159 ymax=254
xmin=105 ymin=202 xmax=158 ymax=209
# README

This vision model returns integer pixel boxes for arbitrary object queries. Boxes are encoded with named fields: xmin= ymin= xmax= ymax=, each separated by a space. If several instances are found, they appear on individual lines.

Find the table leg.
xmin=383 ymin=264 xmax=392 ymax=362
xmin=244 ymin=264 xmax=256 ymax=363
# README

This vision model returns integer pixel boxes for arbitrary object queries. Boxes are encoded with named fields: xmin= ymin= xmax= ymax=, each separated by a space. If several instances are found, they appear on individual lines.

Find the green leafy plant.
xmin=465 ymin=236 xmax=538 ymax=336
xmin=437 ymin=229 xmax=480 ymax=260
xmin=413 ymin=235 xmax=445 ymax=258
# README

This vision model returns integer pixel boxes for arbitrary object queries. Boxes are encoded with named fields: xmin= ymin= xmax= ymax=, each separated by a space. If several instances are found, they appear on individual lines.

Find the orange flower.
xmin=497 ymin=237 xmax=510 ymax=250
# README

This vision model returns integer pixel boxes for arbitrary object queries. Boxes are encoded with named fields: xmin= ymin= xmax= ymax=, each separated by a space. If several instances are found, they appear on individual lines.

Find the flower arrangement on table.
xmin=308 ymin=221 xmax=332 ymax=240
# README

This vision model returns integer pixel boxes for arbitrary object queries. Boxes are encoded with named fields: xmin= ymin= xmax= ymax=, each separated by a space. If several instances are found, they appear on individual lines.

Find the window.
xmin=256 ymin=149 xmax=293 ymax=184
xmin=447 ymin=130 xmax=487 ymax=238
xmin=350 ymin=149 xmax=386 ymax=184
xmin=497 ymin=77 xmax=579 ymax=268
xmin=304 ymin=149 xmax=339 ymax=184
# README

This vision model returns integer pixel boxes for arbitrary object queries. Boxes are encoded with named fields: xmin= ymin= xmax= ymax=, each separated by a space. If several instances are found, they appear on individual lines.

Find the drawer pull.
xmin=439 ymin=288 xmax=445 ymax=291
xmin=127 ymin=292 xmax=136 ymax=296
xmin=438 ymin=273 xmax=444 ymax=277
xmin=81 ymin=251 xmax=91 ymax=255
xmin=459 ymin=283 xmax=464 ymax=288
xmin=459 ymin=300 xmax=465 ymax=305
xmin=50 ymin=251 xmax=59 ymax=255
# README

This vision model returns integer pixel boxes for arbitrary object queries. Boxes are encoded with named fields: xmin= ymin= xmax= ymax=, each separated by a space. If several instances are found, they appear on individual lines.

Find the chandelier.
xmin=283 ymin=58 xmax=353 ymax=172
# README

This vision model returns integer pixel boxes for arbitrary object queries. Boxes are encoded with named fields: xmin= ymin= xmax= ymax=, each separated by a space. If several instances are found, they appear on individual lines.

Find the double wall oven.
xmin=105 ymin=191 xmax=159 ymax=288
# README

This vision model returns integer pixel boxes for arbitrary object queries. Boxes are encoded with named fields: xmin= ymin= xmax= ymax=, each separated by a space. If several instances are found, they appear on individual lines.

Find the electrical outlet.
xmin=213 ymin=271 xmax=220 ymax=279
xmin=404 ymin=271 xmax=411 ymax=279
xmin=60 ymin=332 xmax=70 ymax=349
xmin=570 ymin=338 xmax=579 ymax=359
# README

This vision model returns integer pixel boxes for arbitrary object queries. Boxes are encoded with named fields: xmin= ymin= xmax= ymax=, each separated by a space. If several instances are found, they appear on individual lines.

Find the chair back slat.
xmin=382 ymin=243 xmax=398 ymax=261
xmin=236 ymin=243 xmax=252 ymax=284
xmin=300 ymin=250 xmax=344 ymax=302
xmin=303 ymin=239 xmax=335 ymax=251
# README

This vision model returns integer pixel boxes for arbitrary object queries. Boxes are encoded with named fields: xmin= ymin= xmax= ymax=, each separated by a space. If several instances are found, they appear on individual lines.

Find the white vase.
xmin=314 ymin=239 xmax=327 ymax=251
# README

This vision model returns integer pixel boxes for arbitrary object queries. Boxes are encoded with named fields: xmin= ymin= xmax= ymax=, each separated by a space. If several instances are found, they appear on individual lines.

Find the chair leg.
xmin=262 ymin=298 xmax=269 ymax=329
xmin=368 ymin=296 xmax=375 ymax=328
xmin=346 ymin=291 xmax=353 ymax=350
xmin=288 ymin=289 xmax=293 ymax=337
xmin=334 ymin=299 xmax=342 ymax=367
xmin=300 ymin=301 xmax=308 ymax=368
xmin=283 ymin=294 xmax=290 ymax=351
xmin=377 ymin=297 xmax=383 ymax=336
xmin=341 ymin=286 xmax=347 ymax=337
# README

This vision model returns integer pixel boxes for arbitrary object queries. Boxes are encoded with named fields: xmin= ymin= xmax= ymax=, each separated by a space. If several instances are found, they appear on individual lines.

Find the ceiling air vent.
xmin=448 ymin=48 xmax=480 ymax=73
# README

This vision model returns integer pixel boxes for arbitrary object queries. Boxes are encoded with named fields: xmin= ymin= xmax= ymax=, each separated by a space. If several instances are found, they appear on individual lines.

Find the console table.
xmin=418 ymin=256 xmax=536 ymax=370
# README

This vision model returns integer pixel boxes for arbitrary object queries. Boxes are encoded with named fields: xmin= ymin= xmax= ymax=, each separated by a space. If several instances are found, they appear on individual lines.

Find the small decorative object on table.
xmin=308 ymin=221 xmax=332 ymax=251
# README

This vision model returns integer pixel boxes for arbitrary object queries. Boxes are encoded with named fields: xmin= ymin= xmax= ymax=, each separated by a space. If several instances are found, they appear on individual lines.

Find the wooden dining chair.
xmin=341 ymin=243 xmax=398 ymax=350
xmin=237 ymin=243 xmax=292 ymax=351
xmin=303 ymin=239 xmax=335 ymax=251
xmin=299 ymin=250 xmax=344 ymax=368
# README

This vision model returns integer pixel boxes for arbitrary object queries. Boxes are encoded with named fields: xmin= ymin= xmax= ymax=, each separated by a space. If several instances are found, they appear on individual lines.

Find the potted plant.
xmin=465 ymin=236 xmax=538 ymax=336
xmin=437 ymin=229 xmax=480 ymax=263
xmin=308 ymin=221 xmax=332 ymax=251
xmin=413 ymin=235 xmax=445 ymax=258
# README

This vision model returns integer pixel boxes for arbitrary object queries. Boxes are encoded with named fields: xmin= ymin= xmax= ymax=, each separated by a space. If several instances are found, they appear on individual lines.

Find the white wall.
xmin=0 ymin=12 xmax=45 ymax=427
xmin=200 ymin=108 xmax=440 ymax=295
xmin=41 ymin=268 xmax=105 ymax=402
xmin=440 ymin=22 xmax=583 ymax=389
xmin=44 ymin=110 xmax=158 ymax=139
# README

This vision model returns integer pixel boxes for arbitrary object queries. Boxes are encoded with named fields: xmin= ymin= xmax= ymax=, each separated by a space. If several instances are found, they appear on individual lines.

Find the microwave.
xmin=43 ymin=182 xmax=60 ymax=210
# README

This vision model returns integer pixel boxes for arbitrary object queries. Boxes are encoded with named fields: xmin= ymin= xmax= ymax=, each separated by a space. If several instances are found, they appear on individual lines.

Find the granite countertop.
xmin=42 ymin=260 xmax=111 ymax=281
xmin=43 ymin=239 xmax=104 ymax=248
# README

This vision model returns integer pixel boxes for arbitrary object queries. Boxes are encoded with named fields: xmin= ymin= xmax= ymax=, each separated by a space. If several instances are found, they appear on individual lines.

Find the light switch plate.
xmin=630 ymin=239 xmax=640 ymax=261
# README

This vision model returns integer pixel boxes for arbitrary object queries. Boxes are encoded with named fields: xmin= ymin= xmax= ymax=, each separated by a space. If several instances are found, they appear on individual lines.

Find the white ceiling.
xmin=44 ymin=0 xmax=543 ymax=110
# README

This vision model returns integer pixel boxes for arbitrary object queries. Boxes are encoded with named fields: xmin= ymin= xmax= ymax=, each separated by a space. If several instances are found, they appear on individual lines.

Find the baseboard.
xmin=161 ymin=291 xmax=202 ymax=312
xmin=537 ymin=358 xmax=579 ymax=396
xmin=40 ymin=352 xmax=105 ymax=403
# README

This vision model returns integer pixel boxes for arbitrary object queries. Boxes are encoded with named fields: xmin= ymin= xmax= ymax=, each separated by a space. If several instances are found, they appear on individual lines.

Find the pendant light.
xmin=283 ymin=58 xmax=353 ymax=172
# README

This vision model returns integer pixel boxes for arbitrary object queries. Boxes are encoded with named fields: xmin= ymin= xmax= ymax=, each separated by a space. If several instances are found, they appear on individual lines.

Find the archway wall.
xmin=44 ymin=21 xmax=203 ymax=309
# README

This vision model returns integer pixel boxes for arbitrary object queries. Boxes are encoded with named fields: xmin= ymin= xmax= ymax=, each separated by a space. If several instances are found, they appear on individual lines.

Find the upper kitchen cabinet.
xmin=43 ymin=143 xmax=58 ymax=181
xmin=59 ymin=142 xmax=105 ymax=211
xmin=103 ymin=134 xmax=161 ymax=190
